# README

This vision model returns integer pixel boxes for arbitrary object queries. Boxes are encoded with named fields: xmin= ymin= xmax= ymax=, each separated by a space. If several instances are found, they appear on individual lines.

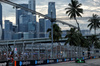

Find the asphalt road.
xmin=37 ymin=59 xmax=100 ymax=66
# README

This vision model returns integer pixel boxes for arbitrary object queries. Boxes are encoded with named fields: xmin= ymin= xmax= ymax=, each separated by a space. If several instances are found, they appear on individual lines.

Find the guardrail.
xmin=0 ymin=56 xmax=100 ymax=66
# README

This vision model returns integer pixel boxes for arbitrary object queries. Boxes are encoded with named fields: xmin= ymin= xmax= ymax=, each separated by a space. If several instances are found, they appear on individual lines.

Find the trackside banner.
xmin=15 ymin=58 xmax=68 ymax=66
xmin=0 ymin=56 xmax=98 ymax=66
xmin=0 ymin=61 xmax=8 ymax=66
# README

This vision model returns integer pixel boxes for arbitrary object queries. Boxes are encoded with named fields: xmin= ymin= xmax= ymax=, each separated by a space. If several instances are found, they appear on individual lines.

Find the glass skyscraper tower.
xmin=0 ymin=3 xmax=2 ymax=28
xmin=48 ymin=2 xmax=56 ymax=19
xmin=16 ymin=4 xmax=28 ymax=32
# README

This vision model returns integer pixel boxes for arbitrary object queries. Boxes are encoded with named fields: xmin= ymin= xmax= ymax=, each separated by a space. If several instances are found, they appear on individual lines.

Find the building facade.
xmin=4 ymin=20 xmax=13 ymax=40
xmin=16 ymin=4 xmax=28 ymax=31
xmin=0 ymin=3 xmax=2 ymax=28
xmin=28 ymin=21 xmax=36 ymax=38
xmin=3 ymin=1 xmax=58 ymax=40
xmin=28 ymin=0 xmax=36 ymax=22
xmin=0 ymin=3 xmax=3 ymax=40
xmin=19 ymin=14 xmax=30 ymax=32
xmin=39 ymin=19 xmax=45 ymax=38
xmin=39 ymin=19 xmax=51 ymax=38
xmin=48 ymin=2 xmax=56 ymax=19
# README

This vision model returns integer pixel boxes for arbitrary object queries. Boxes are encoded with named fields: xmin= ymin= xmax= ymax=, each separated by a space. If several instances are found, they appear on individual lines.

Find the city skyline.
xmin=1 ymin=0 xmax=100 ymax=34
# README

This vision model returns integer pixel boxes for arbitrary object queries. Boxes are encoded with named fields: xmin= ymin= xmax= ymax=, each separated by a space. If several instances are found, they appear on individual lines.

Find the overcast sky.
xmin=1 ymin=0 xmax=100 ymax=34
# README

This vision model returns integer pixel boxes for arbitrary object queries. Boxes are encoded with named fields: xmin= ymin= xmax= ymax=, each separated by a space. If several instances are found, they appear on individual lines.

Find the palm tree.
xmin=87 ymin=14 xmax=100 ymax=35
xmin=65 ymin=0 xmax=83 ymax=31
xmin=86 ymin=35 xmax=99 ymax=57
xmin=87 ymin=35 xmax=99 ymax=48
xmin=47 ymin=24 xmax=62 ymax=42
xmin=94 ymin=40 xmax=100 ymax=49
xmin=65 ymin=28 xmax=85 ymax=57
xmin=79 ymin=34 xmax=89 ymax=47
xmin=65 ymin=28 xmax=79 ymax=46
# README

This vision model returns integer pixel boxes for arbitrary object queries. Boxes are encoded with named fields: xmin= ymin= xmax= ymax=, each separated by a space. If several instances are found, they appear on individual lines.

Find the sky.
xmin=1 ymin=0 xmax=100 ymax=34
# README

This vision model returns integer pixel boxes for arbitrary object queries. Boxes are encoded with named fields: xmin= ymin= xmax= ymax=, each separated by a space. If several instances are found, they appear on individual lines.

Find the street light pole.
xmin=51 ymin=21 xmax=53 ymax=58
xmin=51 ymin=11 xmax=53 ymax=58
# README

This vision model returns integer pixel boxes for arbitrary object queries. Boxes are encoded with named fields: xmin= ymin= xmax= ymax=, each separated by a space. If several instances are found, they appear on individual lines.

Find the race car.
xmin=75 ymin=58 xmax=85 ymax=63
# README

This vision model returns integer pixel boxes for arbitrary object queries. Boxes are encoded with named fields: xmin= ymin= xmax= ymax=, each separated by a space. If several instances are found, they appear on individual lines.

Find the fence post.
xmin=23 ymin=41 xmax=25 ymax=60
xmin=31 ymin=42 xmax=34 ymax=60
xmin=56 ymin=45 xmax=57 ymax=59
xmin=45 ymin=45 xmax=47 ymax=59
xmin=7 ymin=41 xmax=8 ymax=61
xmin=64 ymin=45 xmax=65 ymax=58
xmin=38 ymin=45 xmax=40 ymax=60
xmin=60 ymin=45 xmax=61 ymax=58
xmin=71 ymin=46 xmax=72 ymax=58
xmin=14 ymin=40 xmax=16 ymax=61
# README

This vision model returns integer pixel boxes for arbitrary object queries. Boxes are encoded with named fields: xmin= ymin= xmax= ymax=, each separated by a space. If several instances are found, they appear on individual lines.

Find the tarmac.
xmin=37 ymin=58 xmax=100 ymax=66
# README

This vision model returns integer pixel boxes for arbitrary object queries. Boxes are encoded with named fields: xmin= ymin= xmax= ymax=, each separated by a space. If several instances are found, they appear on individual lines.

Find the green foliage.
xmin=65 ymin=28 xmax=79 ymax=46
xmin=94 ymin=41 xmax=100 ymax=49
xmin=86 ymin=35 xmax=100 ymax=48
xmin=79 ymin=34 xmax=89 ymax=47
xmin=65 ymin=28 xmax=90 ymax=47
xmin=65 ymin=0 xmax=83 ymax=31
xmin=87 ymin=14 xmax=100 ymax=35
xmin=65 ymin=0 xmax=83 ymax=19
xmin=47 ymin=24 xmax=62 ymax=42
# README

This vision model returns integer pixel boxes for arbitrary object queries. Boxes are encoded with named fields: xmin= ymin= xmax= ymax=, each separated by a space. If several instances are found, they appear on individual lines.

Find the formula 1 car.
xmin=75 ymin=58 xmax=85 ymax=63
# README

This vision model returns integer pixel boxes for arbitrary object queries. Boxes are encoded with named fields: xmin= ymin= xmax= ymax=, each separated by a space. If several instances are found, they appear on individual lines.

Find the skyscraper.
xmin=48 ymin=2 xmax=56 ymax=19
xmin=28 ymin=0 xmax=37 ymax=38
xmin=0 ymin=3 xmax=2 ymax=40
xmin=0 ymin=3 xmax=2 ymax=28
xmin=16 ymin=4 xmax=28 ymax=31
xmin=28 ymin=21 xmax=35 ymax=32
xmin=45 ymin=20 xmax=51 ymax=37
xmin=4 ymin=20 xmax=13 ymax=40
xmin=39 ymin=19 xmax=45 ymax=38
xmin=39 ymin=2 xmax=56 ymax=38
xmin=39 ymin=19 xmax=51 ymax=38
xmin=28 ymin=0 xmax=36 ymax=22
xmin=28 ymin=0 xmax=35 ymax=11
xmin=19 ymin=14 xmax=31 ymax=32
xmin=0 ymin=25 xmax=2 ymax=40
xmin=12 ymin=32 xmax=23 ymax=40
xmin=28 ymin=21 xmax=36 ymax=38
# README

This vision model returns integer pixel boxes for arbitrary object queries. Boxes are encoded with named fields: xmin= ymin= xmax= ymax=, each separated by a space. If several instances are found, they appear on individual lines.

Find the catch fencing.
xmin=0 ymin=42 xmax=100 ymax=61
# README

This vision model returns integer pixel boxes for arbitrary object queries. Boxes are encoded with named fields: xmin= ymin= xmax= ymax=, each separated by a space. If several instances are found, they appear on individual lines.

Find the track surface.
xmin=37 ymin=59 xmax=100 ymax=66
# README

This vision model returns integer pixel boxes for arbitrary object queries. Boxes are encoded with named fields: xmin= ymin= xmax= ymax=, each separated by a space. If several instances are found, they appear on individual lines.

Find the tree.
xmin=87 ymin=35 xmax=99 ymax=48
xmin=47 ymin=24 xmax=62 ymax=42
xmin=65 ymin=28 xmax=91 ymax=57
xmin=86 ymin=35 xmax=100 ymax=57
xmin=94 ymin=41 xmax=100 ymax=49
xmin=65 ymin=28 xmax=90 ymax=46
xmin=65 ymin=0 xmax=83 ymax=31
xmin=65 ymin=28 xmax=79 ymax=46
xmin=87 ymin=14 xmax=100 ymax=35
xmin=79 ymin=34 xmax=89 ymax=47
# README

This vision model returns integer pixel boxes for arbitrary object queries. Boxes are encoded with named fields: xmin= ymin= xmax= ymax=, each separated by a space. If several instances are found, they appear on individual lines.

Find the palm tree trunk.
xmin=94 ymin=28 xmax=96 ymax=35
xmin=75 ymin=18 xmax=81 ymax=32
xmin=75 ymin=18 xmax=81 ymax=57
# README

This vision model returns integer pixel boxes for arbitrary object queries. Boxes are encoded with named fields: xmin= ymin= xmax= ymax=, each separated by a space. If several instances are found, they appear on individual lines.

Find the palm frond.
xmin=47 ymin=28 xmax=51 ymax=32
xmin=65 ymin=8 xmax=71 ymax=10
xmin=66 ymin=10 xmax=71 ymax=14
xmin=90 ymin=25 xmax=93 ymax=30
xmin=87 ymin=14 xmax=100 ymax=33
xmin=68 ymin=3 xmax=73 ymax=7
xmin=76 ymin=3 xmax=82 ymax=7
xmin=87 ymin=23 xmax=92 ymax=27
xmin=76 ymin=11 xmax=82 ymax=17
xmin=65 ymin=40 xmax=69 ymax=45
xmin=77 ymin=8 xmax=83 ymax=14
